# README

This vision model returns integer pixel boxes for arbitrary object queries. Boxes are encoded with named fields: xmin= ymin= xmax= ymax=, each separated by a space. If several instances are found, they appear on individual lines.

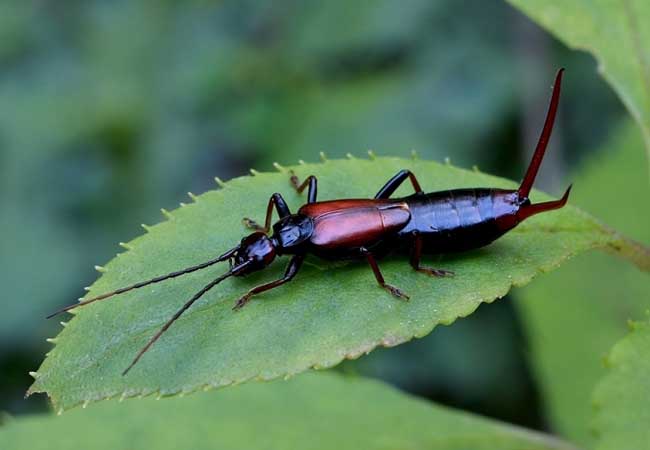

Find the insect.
xmin=49 ymin=69 xmax=570 ymax=375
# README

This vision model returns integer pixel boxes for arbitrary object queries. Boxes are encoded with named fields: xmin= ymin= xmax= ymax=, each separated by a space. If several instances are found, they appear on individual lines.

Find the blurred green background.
xmin=0 ymin=0 xmax=629 ymax=430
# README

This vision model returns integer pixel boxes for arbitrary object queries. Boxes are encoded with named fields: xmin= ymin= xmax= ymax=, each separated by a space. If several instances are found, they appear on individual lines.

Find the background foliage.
xmin=2 ymin=373 xmax=578 ymax=450
xmin=1 ymin=0 xmax=648 ymax=449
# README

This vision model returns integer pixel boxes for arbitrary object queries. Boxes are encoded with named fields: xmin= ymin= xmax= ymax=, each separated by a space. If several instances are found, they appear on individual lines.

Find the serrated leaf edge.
xmin=28 ymin=153 xmax=649 ymax=412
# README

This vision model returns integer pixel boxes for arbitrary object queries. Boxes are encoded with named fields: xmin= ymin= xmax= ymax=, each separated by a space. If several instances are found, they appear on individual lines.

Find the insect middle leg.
xmin=243 ymin=193 xmax=291 ymax=232
xmin=289 ymin=171 xmax=318 ymax=203
xmin=233 ymin=255 xmax=305 ymax=310
xmin=409 ymin=233 xmax=454 ymax=277
xmin=374 ymin=169 xmax=423 ymax=199
xmin=360 ymin=247 xmax=409 ymax=301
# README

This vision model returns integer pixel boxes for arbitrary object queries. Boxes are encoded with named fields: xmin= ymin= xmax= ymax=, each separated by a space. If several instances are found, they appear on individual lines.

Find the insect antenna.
xmin=47 ymin=245 xmax=240 ymax=319
xmin=122 ymin=259 xmax=252 ymax=376
xmin=518 ymin=68 xmax=564 ymax=199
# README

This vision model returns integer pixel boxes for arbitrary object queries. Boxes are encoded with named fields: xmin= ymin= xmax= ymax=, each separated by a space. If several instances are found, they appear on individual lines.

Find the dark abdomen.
xmin=397 ymin=188 xmax=519 ymax=252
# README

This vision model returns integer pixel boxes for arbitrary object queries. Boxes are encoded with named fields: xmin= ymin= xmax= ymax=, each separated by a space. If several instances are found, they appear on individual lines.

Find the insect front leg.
xmin=409 ymin=233 xmax=454 ymax=277
xmin=360 ymin=247 xmax=409 ymax=301
xmin=233 ymin=255 xmax=305 ymax=310
xmin=289 ymin=171 xmax=318 ymax=203
xmin=242 ymin=193 xmax=291 ymax=233
xmin=374 ymin=169 xmax=423 ymax=199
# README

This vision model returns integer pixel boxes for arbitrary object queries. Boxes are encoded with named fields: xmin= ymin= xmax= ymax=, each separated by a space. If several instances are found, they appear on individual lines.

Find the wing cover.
xmin=300 ymin=200 xmax=410 ymax=249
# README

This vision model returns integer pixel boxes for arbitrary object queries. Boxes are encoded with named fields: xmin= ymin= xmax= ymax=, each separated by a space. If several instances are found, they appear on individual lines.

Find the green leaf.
xmin=7 ymin=372 xmax=578 ymax=450
xmin=506 ymin=0 xmax=650 ymax=162
xmin=28 ymin=156 xmax=649 ymax=411
xmin=593 ymin=319 xmax=650 ymax=450
xmin=516 ymin=121 xmax=650 ymax=447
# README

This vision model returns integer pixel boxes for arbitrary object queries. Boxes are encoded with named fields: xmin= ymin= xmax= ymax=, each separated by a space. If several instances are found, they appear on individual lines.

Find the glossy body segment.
xmin=299 ymin=199 xmax=410 ymax=254
xmin=397 ymin=188 xmax=521 ymax=252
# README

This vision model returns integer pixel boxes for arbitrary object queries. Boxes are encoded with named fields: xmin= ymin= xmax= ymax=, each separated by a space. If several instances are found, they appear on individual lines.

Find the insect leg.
xmin=374 ymin=170 xmax=423 ymax=199
xmin=233 ymin=255 xmax=305 ymax=310
xmin=409 ymin=233 xmax=454 ymax=277
xmin=360 ymin=247 xmax=409 ymax=300
xmin=290 ymin=171 xmax=318 ymax=203
xmin=243 ymin=193 xmax=291 ymax=233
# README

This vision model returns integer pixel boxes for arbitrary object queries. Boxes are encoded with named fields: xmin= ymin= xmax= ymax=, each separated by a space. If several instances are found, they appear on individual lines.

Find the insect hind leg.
xmin=360 ymin=247 xmax=409 ymax=301
xmin=409 ymin=233 xmax=454 ymax=277
xmin=374 ymin=170 xmax=423 ymax=199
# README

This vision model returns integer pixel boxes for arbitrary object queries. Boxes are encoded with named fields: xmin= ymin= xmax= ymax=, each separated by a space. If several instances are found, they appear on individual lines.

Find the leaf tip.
xmin=319 ymin=151 xmax=328 ymax=162
xmin=28 ymin=371 xmax=39 ymax=380
xmin=367 ymin=149 xmax=377 ymax=160
xmin=214 ymin=176 xmax=227 ymax=188
xmin=346 ymin=152 xmax=355 ymax=160
xmin=94 ymin=265 xmax=107 ymax=273
xmin=188 ymin=192 xmax=199 ymax=202
xmin=118 ymin=242 xmax=133 ymax=251
xmin=444 ymin=156 xmax=452 ymax=166
xmin=410 ymin=149 xmax=419 ymax=160
xmin=249 ymin=168 xmax=260 ymax=176
xmin=273 ymin=162 xmax=286 ymax=173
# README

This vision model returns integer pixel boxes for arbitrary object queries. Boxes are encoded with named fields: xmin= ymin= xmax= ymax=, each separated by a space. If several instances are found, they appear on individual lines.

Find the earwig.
xmin=49 ymin=69 xmax=570 ymax=375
